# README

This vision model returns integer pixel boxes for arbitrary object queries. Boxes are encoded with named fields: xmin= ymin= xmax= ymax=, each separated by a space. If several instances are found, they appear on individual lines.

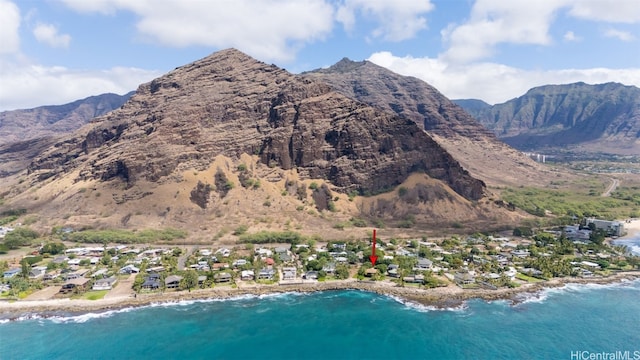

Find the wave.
xmin=386 ymin=294 xmax=468 ymax=313
xmin=513 ymin=278 xmax=640 ymax=306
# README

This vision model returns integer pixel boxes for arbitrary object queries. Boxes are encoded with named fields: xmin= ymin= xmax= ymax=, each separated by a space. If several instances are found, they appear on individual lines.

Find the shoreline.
xmin=2 ymin=271 xmax=639 ymax=320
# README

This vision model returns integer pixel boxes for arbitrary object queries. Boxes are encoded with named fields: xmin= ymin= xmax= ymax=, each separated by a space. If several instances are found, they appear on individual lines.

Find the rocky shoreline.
xmin=1 ymin=271 xmax=639 ymax=320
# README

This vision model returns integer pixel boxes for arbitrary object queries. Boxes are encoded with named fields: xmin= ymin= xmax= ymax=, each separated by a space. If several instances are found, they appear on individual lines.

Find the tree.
xmin=182 ymin=270 xmax=198 ymax=292
xmin=335 ymin=264 xmax=349 ymax=279
xmin=40 ymin=242 xmax=66 ymax=255
xmin=21 ymin=259 xmax=30 ymax=278
xmin=3 ymin=227 xmax=40 ymax=249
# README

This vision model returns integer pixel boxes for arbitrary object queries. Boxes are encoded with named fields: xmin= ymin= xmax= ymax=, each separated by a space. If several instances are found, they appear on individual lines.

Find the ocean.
xmin=1 ymin=279 xmax=639 ymax=360
xmin=613 ymin=232 xmax=640 ymax=256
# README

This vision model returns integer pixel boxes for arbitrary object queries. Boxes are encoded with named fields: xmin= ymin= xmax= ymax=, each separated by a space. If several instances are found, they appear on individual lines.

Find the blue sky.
xmin=1 ymin=0 xmax=639 ymax=111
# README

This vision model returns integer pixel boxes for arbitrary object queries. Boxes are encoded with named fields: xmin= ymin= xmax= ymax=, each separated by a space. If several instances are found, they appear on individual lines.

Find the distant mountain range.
xmin=454 ymin=82 xmax=640 ymax=154
xmin=0 ymin=92 xmax=134 ymax=145
xmin=0 ymin=92 xmax=133 ymax=176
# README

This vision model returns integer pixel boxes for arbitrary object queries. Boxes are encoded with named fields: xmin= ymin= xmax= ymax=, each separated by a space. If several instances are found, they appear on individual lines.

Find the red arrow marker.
xmin=369 ymin=228 xmax=378 ymax=265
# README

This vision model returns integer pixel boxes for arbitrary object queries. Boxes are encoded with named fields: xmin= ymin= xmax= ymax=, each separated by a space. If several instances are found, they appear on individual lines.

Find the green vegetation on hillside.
xmin=502 ymin=185 xmax=640 ymax=220
xmin=63 ymin=228 xmax=187 ymax=244
xmin=238 ymin=231 xmax=304 ymax=244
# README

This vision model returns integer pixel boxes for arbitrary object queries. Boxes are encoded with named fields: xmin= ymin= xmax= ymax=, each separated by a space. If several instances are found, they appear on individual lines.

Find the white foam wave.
xmin=387 ymin=294 xmax=468 ymax=313
xmin=513 ymin=278 xmax=640 ymax=306
xmin=513 ymin=291 xmax=549 ymax=305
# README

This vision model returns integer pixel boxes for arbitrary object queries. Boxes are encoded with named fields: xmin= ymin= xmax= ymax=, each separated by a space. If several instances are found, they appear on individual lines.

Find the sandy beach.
xmin=621 ymin=218 xmax=640 ymax=239
xmin=2 ymin=271 xmax=639 ymax=318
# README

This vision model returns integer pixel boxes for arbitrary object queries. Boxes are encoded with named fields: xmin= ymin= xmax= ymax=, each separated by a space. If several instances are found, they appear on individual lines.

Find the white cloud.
xmin=569 ymin=0 xmax=640 ymax=23
xmin=368 ymin=51 xmax=640 ymax=104
xmin=563 ymin=31 xmax=580 ymax=42
xmin=336 ymin=0 xmax=434 ymax=41
xmin=0 ymin=61 xmax=160 ymax=110
xmin=0 ymin=0 xmax=20 ymax=54
xmin=440 ymin=0 xmax=570 ymax=64
xmin=604 ymin=28 xmax=636 ymax=42
xmin=33 ymin=23 xmax=71 ymax=48
xmin=62 ymin=0 xmax=335 ymax=62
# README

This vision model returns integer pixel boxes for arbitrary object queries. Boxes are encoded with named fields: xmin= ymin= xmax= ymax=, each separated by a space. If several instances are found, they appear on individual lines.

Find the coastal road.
xmin=177 ymin=246 xmax=196 ymax=271
xmin=601 ymin=178 xmax=620 ymax=197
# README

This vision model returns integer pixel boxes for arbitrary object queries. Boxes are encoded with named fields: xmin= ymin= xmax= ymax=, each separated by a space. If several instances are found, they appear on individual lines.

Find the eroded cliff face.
xmin=28 ymin=49 xmax=485 ymax=201
xmin=304 ymin=58 xmax=553 ymax=188
xmin=459 ymin=82 xmax=640 ymax=154
xmin=304 ymin=58 xmax=496 ymax=141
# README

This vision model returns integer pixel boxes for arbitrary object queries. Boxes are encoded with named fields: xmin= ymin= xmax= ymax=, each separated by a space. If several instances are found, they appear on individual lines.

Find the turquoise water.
xmin=1 ymin=280 xmax=639 ymax=359
xmin=613 ymin=232 xmax=640 ymax=256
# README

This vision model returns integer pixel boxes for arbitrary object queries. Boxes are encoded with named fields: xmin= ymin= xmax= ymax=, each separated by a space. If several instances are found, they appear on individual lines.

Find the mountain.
xmin=457 ymin=82 xmax=640 ymax=154
xmin=0 ymin=92 xmax=134 ymax=145
xmin=452 ymin=99 xmax=491 ymax=113
xmin=303 ymin=58 xmax=552 ymax=187
xmin=2 ymin=49 xmax=522 ymax=238
xmin=0 ymin=92 xmax=134 ymax=177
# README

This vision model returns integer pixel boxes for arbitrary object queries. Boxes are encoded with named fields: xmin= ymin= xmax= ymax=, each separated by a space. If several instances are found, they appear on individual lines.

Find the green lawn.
xmin=516 ymin=273 xmax=545 ymax=283
xmin=76 ymin=290 xmax=109 ymax=300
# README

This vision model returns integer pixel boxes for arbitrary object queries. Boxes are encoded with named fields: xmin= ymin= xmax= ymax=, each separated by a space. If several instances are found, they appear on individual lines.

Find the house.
xmin=142 ymin=274 xmax=161 ymax=290
xmin=387 ymin=265 xmax=399 ymax=278
xmin=232 ymin=259 xmax=248 ymax=267
xmin=278 ymin=252 xmax=293 ymax=262
xmin=322 ymin=262 xmax=336 ymax=274
xmin=119 ymin=264 xmax=140 ymax=274
xmin=64 ymin=277 xmax=91 ymax=292
xmin=454 ymin=272 xmax=475 ymax=285
xmin=67 ymin=258 xmax=82 ymax=266
xmin=282 ymin=267 xmax=296 ymax=280
xmin=92 ymin=269 xmax=108 ymax=278
xmin=512 ymin=250 xmax=530 ymax=258
xmin=43 ymin=271 xmax=60 ymax=281
xmin=255 ymin=248 xmax=272 ymax=258
xmin=93 ymin=276 xmax=117 ymax=290
xmin=214 ymin=272 xmax=232 ymax=283
xmin=198 ymin=275 xmax=207 ymax=286
xmin=147 ymin=266 xmax=165 ymax=273
xmin=303 ymin=271 xmax=318 ymax=280
xmin=3 ymin=268 xmax=20 ymax=279
xmin=52 ymin=255 xmax=68 ymax=264
xmin=216 ymin=248 xmax=231 ymax=257
xmin=165 ymin=275 xmax=183 ymax=289
xmin=258 ymin=268 xmax=275 ymax=280
xmin=581 ymin=261 xmax=601 ymax=269
xmin=29 ymin=266 xmax=47 ymax=279
xmin=241 ymin=270 xmax=254 ymax=281
xmin=416 ymin=258 xmax=433 ymax=271
xmin=364 ymin=268 xmax=378 ymax=277
xmin=402 ymin=274 xmax=425 ymax=284
xmin=332 ymin=243 xmax=347 ymax=251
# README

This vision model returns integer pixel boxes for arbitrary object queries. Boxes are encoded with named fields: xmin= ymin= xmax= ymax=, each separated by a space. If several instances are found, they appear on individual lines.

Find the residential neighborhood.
xmin=1 ymin=218 xmax=638 ymax=302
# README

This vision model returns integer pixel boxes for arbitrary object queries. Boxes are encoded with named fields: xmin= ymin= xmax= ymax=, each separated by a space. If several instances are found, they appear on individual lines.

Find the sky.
xmin=1 ymin=0 xmax=639 ymax=111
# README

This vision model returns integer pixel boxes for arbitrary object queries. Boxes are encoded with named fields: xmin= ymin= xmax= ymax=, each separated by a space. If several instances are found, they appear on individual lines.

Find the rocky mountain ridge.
xmin=0 ymin=49 xmax=529 ymax=238
xmin=27 ymin=49 xmax=484 ymax=200
xmin=304 ymin=58 xmax=552 ymax=187
xmin=0 ymin=92 xmax=134 ymax=145
xmin=456 ymin=82 xmax=640 ymax=154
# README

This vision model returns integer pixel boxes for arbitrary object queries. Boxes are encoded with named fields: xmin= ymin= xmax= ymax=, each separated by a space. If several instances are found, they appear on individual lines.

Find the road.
xmin=601 ymin=178 xmax=619 ymax=197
